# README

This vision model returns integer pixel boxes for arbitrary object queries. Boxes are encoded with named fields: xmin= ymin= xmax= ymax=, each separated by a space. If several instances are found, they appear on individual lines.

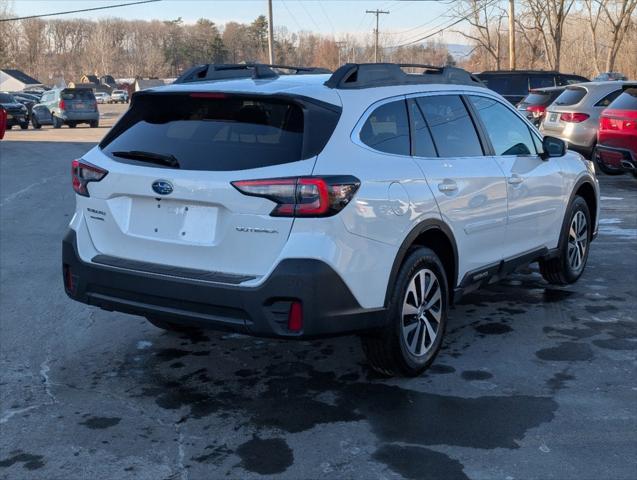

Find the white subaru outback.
xmin=63 ymin=63 xmax=599 ymax=376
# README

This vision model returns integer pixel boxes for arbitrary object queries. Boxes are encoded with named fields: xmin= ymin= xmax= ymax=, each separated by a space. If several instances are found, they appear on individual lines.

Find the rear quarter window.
xmin=359 ymin=100 xmax=410 ymax=156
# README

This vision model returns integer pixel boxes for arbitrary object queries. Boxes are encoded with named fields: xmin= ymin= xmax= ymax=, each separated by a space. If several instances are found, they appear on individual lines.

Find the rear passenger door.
xmin=408 ymin=94 xmax=508 ymax=281
xmin=467 ymin=95 xmax=564 ymax=257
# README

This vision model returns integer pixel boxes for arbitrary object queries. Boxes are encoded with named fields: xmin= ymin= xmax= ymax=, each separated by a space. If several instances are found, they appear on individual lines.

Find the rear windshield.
xmin=61 ymin=89 xmax=95 ymax=100
xmin=0 ymin=93 xmax=16 ymax=103
xmin=521 ymin=92 xmax=552 ymax=105
xmin=100 ymin=93 xmax=340 ymax=171
xmin=608 ymin=88 xmax=637 ymax=110
xmin=554 ymin=87 xmax=587 ymax=106
xmin=477 ymin=75 xmax=528 ymax=95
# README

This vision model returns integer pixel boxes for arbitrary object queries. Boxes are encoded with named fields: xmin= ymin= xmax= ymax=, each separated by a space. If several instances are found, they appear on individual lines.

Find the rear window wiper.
xmin=111 ymin=150 xmax=180 ymax=168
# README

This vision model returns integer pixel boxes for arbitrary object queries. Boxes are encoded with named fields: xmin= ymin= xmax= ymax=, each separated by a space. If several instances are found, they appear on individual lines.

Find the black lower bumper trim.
xmin=63 ymin=230 xmax=387 ymax=338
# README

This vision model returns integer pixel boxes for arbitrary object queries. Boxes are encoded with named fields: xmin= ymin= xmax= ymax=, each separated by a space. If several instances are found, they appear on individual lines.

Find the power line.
xmin=390 ymin=0 xmax=500 ymax=49
xmin=0 ymin=0 xmax=161 ymax=22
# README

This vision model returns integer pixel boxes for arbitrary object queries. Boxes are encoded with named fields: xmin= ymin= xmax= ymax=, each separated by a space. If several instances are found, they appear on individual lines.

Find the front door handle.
xmin=508 ymin=174 xmax=524 ymax=185
xmin=438 ymin=180 xmax=458 ymax=193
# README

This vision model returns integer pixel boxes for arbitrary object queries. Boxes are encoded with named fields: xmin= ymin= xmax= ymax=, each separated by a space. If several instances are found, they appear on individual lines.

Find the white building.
xmin=0 ymin=69 xmax=43 ymax=91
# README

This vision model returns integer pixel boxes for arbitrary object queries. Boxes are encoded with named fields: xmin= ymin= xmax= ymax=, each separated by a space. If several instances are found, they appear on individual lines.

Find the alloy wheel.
xmin=401 ymin=268 xmax=442 ymax=357
xmin=567 ymin=210 xmax=588 ymax=271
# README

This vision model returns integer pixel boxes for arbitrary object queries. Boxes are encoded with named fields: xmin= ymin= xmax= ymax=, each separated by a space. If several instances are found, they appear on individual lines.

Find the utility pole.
xmin=508 ymin=0 xmax=516 ymax=70
xmin=366 ymin=9 xmax=389 ymax=63
xmin=267 ymin=0 xmax=274 ymax=64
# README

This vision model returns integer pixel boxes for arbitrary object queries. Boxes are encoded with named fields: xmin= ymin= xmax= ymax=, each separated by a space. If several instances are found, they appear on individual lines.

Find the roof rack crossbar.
xmin=324 ymin=63 xmax=484 ymax=90
xmin=174 ymin=63 xmax=331 ymax=84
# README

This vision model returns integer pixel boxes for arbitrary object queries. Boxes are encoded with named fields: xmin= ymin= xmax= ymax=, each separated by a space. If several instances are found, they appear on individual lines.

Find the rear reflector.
xmin=232 ymin=176 xmax=360 ymax=217
xmin=63 ymin=264 xmax=76 ymax=293
xmin=288 ymin=301 xmax=303 ymax=332
xmin=560 ymin=112 xmax=589 ymax=123
xmin=72 ymin=159 xmax=108 ymax=197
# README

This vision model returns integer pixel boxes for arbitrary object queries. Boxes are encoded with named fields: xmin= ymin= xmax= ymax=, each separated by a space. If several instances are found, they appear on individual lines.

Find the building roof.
xmin=1 ymin=69 xmax=41 ymax=85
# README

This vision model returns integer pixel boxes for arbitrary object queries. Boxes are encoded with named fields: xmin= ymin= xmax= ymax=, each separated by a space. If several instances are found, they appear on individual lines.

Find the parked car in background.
xmin=110 ymin=89 xmax=129 ymax=103
xmin=593 ymin=72 xmax=627 ymax=82
xmin=0 ymin=92 xmax=29 ymax=130
xmin=594 ymin=84 xmax=637 ymax=177
xmin=31 ymin=88 xmax=99 ymax=129
xmin=0 ymin=106 xmax=6 ymax=139
xmin=540 ymin=81 xmax=627 ymax=157
xmin=474 ymin=70 xmax=589 ymax=105
xmin=10 ymin=92 xmax=37 ymax=121
xmin=516 ymin=86 xmax=566 ymax=126
xmin=94 ymin=92 xmax=111 ymax=104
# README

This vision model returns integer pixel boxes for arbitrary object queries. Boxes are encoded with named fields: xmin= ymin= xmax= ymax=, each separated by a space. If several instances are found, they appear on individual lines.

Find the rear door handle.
xmin=508 ymin=174 xmax=524 ymax=185
xmin=438 ymin=181 xmax=458 ymax=193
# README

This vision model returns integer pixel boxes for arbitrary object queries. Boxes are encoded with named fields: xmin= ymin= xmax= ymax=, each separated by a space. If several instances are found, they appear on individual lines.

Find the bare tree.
xmin=453 ymin=0 xmax=507 ymax=70
xmin=523 ymin=0 xmax=576 ymax=70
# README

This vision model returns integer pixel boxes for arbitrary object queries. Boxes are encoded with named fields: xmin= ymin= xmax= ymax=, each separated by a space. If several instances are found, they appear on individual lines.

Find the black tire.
xmin=361 ymin=247 xmax=449 ymax=377
xmin=6 ymin=124 xmax=12 ymax=130
xmin=20 ymin=122 xmax=28 ymax=130
xmin=89 ymin=120 xmax=99 ymax=128
xmin=31 ymin=116 xmax=41 ymax=129
xmin=52 ymin=115 xmax=63 ymax=129
xmin=539 ymin=196 xmax=591 ymax=285
xmin=146 ymin=316 xmax=198 ymax=333
xmin=68 ymin=122 xmax=77 ymax=128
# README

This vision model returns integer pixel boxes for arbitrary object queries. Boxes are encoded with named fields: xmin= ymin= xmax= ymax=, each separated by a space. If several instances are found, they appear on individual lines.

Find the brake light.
xmin=600 ymin=114 xmax=637 ymax=131
xmin=232 ymin=176 xmax=360 ymax=217
xmin=527 ymin=105 xmax=546 ymax=118
xmin=72 ymin=159 xmax=108 ymax=197
xmin=560 ymin=112 xmax=589 ymax=123
xmin=59 ymin=99 xmax=65 ymax=110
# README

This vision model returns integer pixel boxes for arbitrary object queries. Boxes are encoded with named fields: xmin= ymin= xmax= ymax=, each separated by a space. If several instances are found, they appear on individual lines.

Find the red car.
xmin=595 ymin=84 xmax=637 ymax=177
xmin=0 ymin=106 xmax=6 ymax=140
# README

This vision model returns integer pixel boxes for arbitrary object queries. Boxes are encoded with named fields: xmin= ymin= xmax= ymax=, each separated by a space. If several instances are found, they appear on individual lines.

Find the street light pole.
xmin=267 ymin=0 xmax=274 ymax=64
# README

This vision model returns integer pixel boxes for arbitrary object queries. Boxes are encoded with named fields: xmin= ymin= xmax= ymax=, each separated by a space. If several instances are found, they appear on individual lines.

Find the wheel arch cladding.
xmin=385 ymin=220 xmax=458 ymax=306
xmin=575 ymin=180 xmax=597 ymax=236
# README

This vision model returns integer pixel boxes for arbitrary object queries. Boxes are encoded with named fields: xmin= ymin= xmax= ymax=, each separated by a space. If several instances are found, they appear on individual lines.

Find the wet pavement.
xmin=1 ymin=133 xmax=636 ymax=480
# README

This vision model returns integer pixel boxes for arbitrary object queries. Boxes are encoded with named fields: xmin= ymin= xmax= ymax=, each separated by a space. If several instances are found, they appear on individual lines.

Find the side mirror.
xmin=540 ymin=136 xmax=567 ymax=160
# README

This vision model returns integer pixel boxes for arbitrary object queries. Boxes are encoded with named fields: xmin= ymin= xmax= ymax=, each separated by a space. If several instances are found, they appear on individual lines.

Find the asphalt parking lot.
xmin=1 ymin=105 xmax=636 ymax=480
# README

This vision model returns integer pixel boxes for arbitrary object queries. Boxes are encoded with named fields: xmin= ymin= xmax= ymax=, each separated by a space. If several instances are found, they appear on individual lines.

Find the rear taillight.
xmin=600 ymin=114 xmax=637 ymax=131
xmin=232 ymin=176 xmax=360 ymax=217
xmin=72 ymin=159 xmax=108 ymax=197
xmin=527 ymin=105 xmax=546 ymax=118
xmin=560 ymin=112 xmax=589 ymax=123
xmin=59 ymin=99 xmax=65 ymax=110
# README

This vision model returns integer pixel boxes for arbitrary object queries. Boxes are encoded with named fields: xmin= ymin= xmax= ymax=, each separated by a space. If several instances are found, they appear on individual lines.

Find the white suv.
xmin=63 ymin=63 xmax=599 ymax=376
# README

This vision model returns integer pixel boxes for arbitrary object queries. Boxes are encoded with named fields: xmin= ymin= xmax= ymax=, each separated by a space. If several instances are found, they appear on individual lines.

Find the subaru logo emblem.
xmin=152 ymin=180 xmax=173 ymax=195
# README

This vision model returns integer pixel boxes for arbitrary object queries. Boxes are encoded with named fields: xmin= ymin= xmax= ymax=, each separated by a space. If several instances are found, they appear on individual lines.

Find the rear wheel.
xmin=68 ymin=122 xmax=77 ymax=128
xmin=361 ymin=247 xmax=448 ymax=377
xmin=146 ymin=316 xmax=198 ymax=333
xmin=89 ymin=120 xmax=99 ymax=128
xmin=52 ymin=115 xmax=63 ymax=129
xmin=31 ymin=116 xmax=41 ymax=129
xmin=20 ymin=121 xmax=28 ymax=130
xmin=539 ymin=196 xmax=591 ymax=285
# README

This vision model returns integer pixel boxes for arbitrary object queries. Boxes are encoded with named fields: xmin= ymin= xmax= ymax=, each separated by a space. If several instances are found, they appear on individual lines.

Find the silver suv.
xmin=540 ymin=81 xmax=628 ymax=156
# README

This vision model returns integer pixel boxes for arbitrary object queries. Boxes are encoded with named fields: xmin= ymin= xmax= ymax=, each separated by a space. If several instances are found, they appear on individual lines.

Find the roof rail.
xmin=324 ymin=63 xmax=484 ymax=90
xmin=174 ymin=63 xmax=331 ymax=84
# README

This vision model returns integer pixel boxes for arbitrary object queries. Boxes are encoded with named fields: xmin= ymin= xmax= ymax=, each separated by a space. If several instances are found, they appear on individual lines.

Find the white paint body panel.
xmin=70 ymin=75 xmax=600 ymax=310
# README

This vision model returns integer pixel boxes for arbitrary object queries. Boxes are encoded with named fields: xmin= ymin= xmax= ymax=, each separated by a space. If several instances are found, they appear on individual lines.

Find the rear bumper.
xmin=6 ymin=113 xmax=27 ymax=126
xmin=62 ymin=230 xmax=387 ymax=338
xmin=594 ymin=145 xmax=636 ymax=171
xmin=59 ymin=112 xmax=99 ymax=121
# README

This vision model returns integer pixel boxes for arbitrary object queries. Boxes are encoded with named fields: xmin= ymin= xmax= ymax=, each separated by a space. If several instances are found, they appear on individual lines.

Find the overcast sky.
xmin=9 ymin=0 xmax=468 ymax=45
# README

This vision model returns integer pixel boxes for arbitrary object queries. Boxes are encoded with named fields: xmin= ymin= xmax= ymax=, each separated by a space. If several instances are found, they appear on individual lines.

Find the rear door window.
xmin=359 ymin=100 xmax=410 ymax=156
xmin=469 ymin=96 xmax=536 ymax=156
xmin=608 ymin=88 xmax=637 ymax=109
xmin=416 ymin=95 xmax=483 ymax=157
xmin=554 ymin=87 xmax=587 ymax=106
xmin=101 ymin=93 xmax=340 ymax=171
